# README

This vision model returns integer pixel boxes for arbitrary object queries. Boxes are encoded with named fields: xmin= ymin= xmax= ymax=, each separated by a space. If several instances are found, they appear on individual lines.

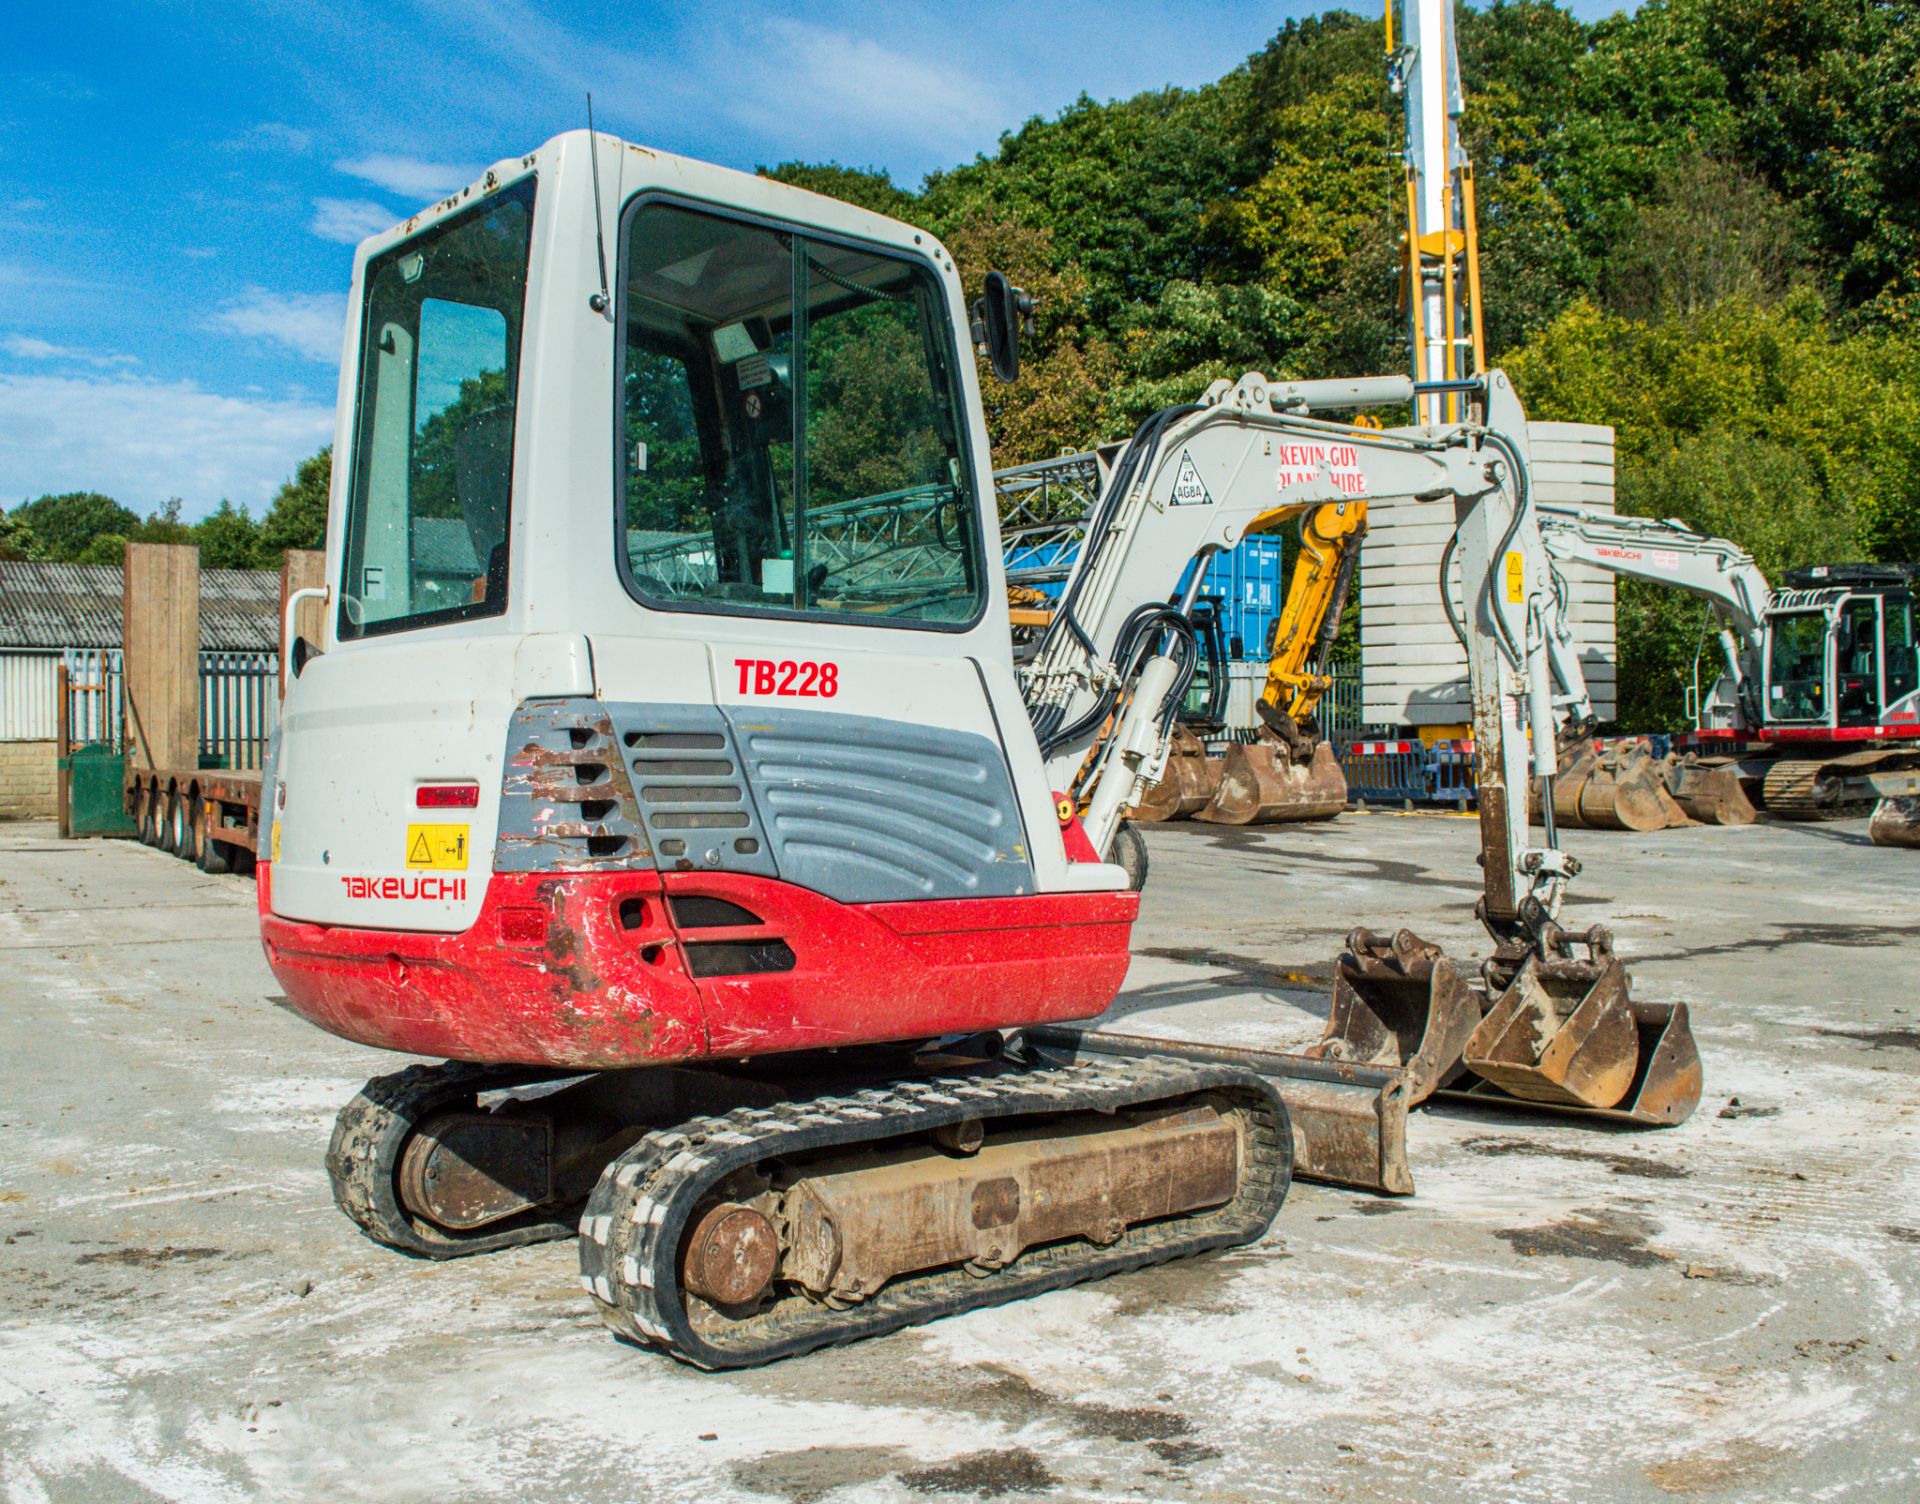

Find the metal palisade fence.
xmin=60 ymin=647 xmax=278 ymax=770
xmin=198 ymin=651 xmax=278 ymax=770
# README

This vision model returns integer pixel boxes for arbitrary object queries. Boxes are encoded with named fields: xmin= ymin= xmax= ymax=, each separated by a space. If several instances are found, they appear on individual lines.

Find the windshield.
xmin=339 ymin=178 xmax=535 ymax=638
xmin=616 ymin=199 xmax=983 ymax=628
xmin=1767 ymin=611 xmax=1828 ymax=723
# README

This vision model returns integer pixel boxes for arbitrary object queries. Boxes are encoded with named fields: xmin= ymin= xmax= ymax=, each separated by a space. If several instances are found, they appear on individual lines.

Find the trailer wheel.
xmin=182 ymin=793 xmax=207 ymax=867
xmin=139 ymin=782 xmax=162 ymax=846
xmin=163 ymin=788 xmax=188 ymax=856
xmin=196 ymin=803 xmax=233 ymax=874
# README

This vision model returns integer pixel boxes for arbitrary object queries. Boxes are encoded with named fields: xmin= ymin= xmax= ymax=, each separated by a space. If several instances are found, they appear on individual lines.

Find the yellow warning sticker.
xmin=270 ymin=820 xmax=281 ymax=863
xmin=1505 ymin=551 xmax=1525 ymax=603
xmin=405 ymin=823 xmax=470 ymax=870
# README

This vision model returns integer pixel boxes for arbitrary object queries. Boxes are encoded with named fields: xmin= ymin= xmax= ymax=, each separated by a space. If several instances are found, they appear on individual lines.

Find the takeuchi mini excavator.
xmin=1529 ymin=506 xmax=1920 ymax=831
xmin=261 ymin=131 xmax=1700 ymax=1369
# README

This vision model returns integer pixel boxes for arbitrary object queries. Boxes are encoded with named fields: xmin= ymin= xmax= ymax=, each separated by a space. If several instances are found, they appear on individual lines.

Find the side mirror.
xmin=290 ymin=635 xmax=322 ymax=680
xmin=970 ymin=270 xmax=1032 ymax=383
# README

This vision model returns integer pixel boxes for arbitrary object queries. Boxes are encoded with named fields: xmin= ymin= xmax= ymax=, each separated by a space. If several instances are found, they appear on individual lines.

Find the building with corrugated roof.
xmin=0 ymin=561 xmax=282 ymax=817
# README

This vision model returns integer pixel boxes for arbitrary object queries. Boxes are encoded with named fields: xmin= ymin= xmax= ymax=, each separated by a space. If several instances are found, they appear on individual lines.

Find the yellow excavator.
xmin=1134 ymin=498 xmax=1364 ymax=825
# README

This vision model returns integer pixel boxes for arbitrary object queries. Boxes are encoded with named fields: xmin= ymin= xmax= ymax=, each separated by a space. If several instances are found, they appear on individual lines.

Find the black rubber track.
xmin=577 ymin=1055 xmax=1292 ymax=1369
xmin=327 ymin=1061 xmax=585 ymax=1258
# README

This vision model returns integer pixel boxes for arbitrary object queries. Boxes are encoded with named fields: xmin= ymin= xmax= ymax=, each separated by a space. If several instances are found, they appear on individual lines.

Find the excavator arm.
xmin=1262 ymin=498 xmax=1367 ymax=727
xmin=1023 ymin=369 xmax=1567 ymax=932
xmin=1535 ymin=504 xmax=1771 ymax=731
xmin=1020 ymin=369 xmax=1702 ymax=1126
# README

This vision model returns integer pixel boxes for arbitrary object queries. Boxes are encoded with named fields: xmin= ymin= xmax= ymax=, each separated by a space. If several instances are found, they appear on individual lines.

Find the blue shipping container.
xmin=1175 ymin=535 xmax=1288 ymax=661
xmin=1003 ymin=534 xmax=1288 ymax=661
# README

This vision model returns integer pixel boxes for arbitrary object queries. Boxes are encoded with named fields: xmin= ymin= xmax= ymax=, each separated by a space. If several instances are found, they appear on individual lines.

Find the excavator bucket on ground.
xmin=1195 ymin=736 xmax=1347 ymax=825
xmin=1666 ymin=755 xmax=1758 ymax=825
xmin=1548 ymin=741 xmax=1687 ymax=831
xmin=1548 ymin=741 xmax=1759 ymax=830
xmin=1871 ymin=796 xmax=1920 ymax=848
xmin=1455 ymin=927 xmax=1702 ymax=1124
xmin=1305 ymin=929 xmax=1482 ymax=1104
xmin=1131 ymin=726 xmax=1222 ymax=822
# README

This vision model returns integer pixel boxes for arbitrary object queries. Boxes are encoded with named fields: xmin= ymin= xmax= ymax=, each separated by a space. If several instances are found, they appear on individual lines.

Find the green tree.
xmin=1706 ymin=0 xmax=1920 ymax=318
xmin=1508 ymin=292 xmax=1920 ymax=723
xmin=1597 ymin=154 xmax=1809 ymax=321
xmin=260 ymin=449 xmax=331 ymax=558
xmin=759 ymin=162 xmax=914 ymax=219
xmin=10 ymin=491 xmax=140 ymax=562
xmin=193 ymin=500 xmax=265 ymax=570
xmin=134 ymin=497 xmax=194 ymax=547
xmin=0 ymin=506 xmax=44 ymax=561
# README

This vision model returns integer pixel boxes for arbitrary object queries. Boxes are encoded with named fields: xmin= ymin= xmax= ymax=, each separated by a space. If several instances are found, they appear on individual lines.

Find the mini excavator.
xmin=261 ymin=131 xmax=1700 ymax=1369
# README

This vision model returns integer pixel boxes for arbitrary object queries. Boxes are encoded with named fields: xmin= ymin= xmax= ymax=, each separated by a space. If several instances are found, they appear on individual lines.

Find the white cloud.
xmin=335 ymin=153 xmax=480 ymax=200
xmin=211 ymin=289 xmax=346 ymax=364
xmin=308 ymin=196 xmax=395 ymax=244
xmin=1 ymin=334 xmax=138 ymax=368
xmin=0 ymin=372 xmax=334 ymax=520
xmin=741 ymin=20 xmax=1007 ymax=147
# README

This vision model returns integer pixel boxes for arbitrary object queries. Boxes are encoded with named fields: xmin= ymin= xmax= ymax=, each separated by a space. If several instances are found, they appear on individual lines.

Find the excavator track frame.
xmin=328 ymin=1062 xmax=587 ymax=1258
xmin=578 ymin=1055 xmax=1292 ymax=1369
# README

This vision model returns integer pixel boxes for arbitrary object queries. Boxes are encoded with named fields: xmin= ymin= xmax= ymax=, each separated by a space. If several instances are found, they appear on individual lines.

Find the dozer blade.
xmin=1021 ymin=1026 xmax=1413 ymax=1196
xmin=1194 ymin=738 xmax=1347 ymax=825
xmin=1456 ymin=927 xmax=1701 ymax=1123
xmin=1131 ymin=726 xmax=1222 ymax=823
xmin=1304 ymin=928 xmax=1482 ymax=1105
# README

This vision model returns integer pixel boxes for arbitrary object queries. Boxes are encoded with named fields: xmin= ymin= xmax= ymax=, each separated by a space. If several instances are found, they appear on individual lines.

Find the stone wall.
xmin=0 ymin=739 xmax=57 ymax=820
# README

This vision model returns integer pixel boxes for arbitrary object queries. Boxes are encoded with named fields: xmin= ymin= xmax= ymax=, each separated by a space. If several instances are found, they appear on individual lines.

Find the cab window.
xmin=339 ymin=178 xmax=535 ymax=638
xmin=1767 ymin=612 xmax=1828 ymax=722
xmin=616 ymin=199 xmax=983 ymax=628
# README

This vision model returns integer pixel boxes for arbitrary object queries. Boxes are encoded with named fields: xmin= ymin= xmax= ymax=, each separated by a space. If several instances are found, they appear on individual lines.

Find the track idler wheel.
xmin=1131 ymin=726 xmax=1221 ymax=823
xmin=1306 ymin=928 xmax=1481 ymax=1104
xmin=1461 ymin=927 xmax=1701 ymax=1122
xmin=1195 ymin=738 xmax=1347 ymax=825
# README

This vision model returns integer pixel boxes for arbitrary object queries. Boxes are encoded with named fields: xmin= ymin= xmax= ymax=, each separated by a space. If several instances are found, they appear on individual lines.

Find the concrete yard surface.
xmin=1 ymin=813 xmax=1916 ymax=1503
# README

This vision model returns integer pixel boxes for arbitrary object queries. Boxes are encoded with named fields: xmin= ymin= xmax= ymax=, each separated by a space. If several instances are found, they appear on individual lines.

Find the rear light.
xmin=416 ymin=783 xmax=481 ymax=808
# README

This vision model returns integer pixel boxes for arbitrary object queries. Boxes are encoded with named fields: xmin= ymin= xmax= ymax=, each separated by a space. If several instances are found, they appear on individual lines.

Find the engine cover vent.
xmin=495 ymin=704 xmax=652 ymax=872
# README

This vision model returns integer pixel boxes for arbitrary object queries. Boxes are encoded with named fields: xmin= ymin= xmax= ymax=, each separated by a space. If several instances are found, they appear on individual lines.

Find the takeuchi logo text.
xmin=340 ymin=875 xmax=468 ymax=901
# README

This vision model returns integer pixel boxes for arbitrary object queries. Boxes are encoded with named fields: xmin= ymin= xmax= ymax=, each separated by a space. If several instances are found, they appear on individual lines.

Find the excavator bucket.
xmin=1195 ymin=738 xmax=1347 ymax=825
xmin=1667 ymin=756 xmax=1758 ymax=826
xmin=1870 ymin=796 xmax=1920 ymax=848
xmin=1305 ymin=929 xmax=1482 ymax=1104
xmin=1459 ymin=928 xmax=1701 ymax=1122
xmin=1131 ymin=726 xmax=1222 ymax=822
xmin=1548 ymin=741 xmax=1683 ymax=832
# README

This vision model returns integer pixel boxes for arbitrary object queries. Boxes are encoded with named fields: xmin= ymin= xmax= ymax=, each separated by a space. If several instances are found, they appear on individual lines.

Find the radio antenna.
xmin=586 ymin=93 xmax=611 ymax=316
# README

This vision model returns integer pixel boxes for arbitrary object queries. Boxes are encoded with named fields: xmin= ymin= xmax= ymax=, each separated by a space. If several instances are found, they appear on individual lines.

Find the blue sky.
xmin=0 ymin=0 xmax=1635 ymax=522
